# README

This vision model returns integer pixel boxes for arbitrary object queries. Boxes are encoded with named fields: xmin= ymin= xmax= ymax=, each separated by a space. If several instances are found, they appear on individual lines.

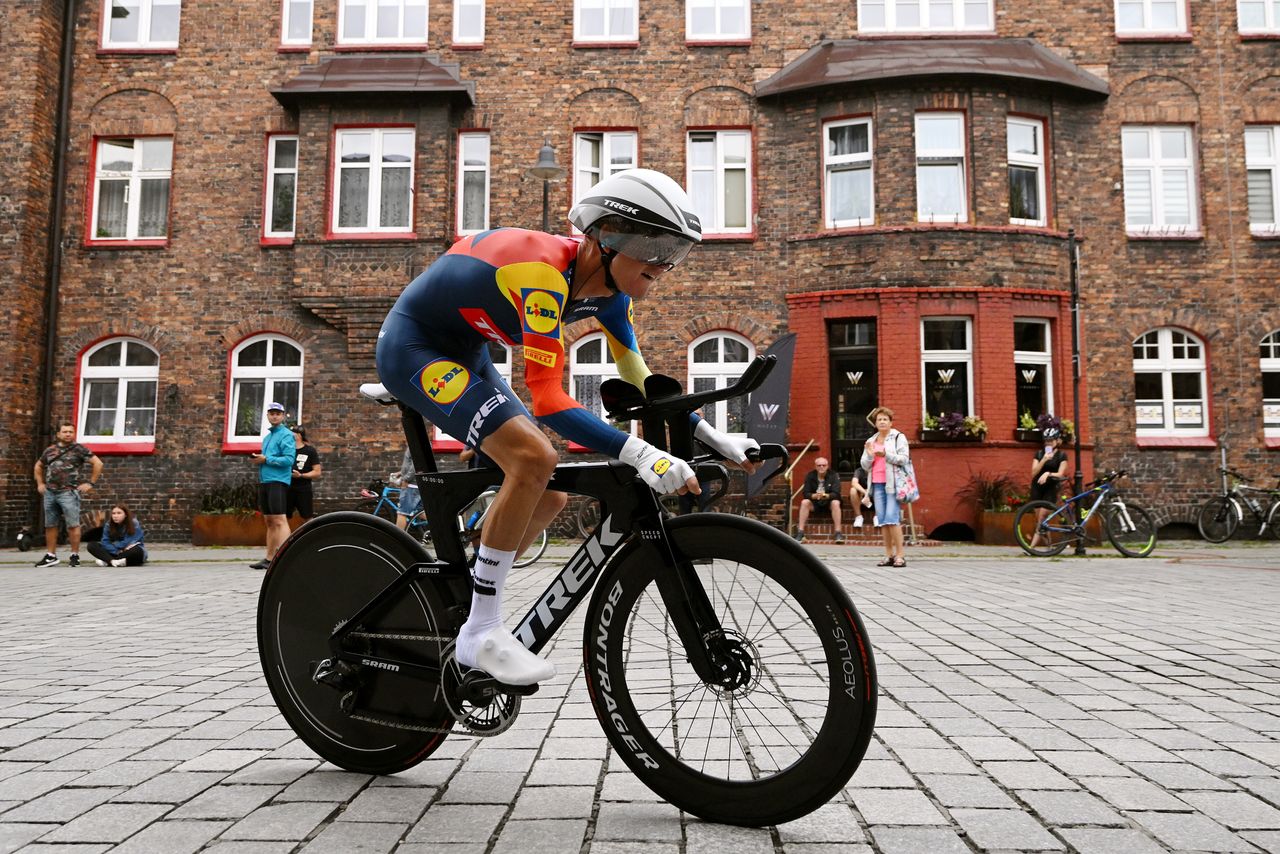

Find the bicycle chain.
xmin=349 ymin=712 xmax=471 ymax=736
xmin=347 ymin=631 xmax=454 ymax=644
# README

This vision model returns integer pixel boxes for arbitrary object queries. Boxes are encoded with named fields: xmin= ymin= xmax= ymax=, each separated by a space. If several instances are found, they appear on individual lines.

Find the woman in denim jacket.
xmin=861 ymin=407 xmax=910 ymax=568
xmin=88 ymin=504 xmax=147 ymax=567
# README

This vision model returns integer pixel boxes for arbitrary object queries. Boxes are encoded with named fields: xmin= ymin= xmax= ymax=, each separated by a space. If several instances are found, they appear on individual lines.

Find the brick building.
xmin=2 ymin=0 xmax=1277 ymax=541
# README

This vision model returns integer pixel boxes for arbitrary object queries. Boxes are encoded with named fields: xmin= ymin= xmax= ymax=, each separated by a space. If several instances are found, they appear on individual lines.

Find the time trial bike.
xmin=257 ymin=355 xmax=877 ymax=827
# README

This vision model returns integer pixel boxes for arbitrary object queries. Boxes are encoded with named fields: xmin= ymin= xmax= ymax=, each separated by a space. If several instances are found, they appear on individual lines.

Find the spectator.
xmin=249 ymin=402 xmax=296 ymax=570
xmin=88 ymin=504 xmax=147 ymax=567
xmin=849 ymin=465 xmax=871 ymax=529
xmin=32 ymin=421 xmax=103 ymax=568
xmin=795 ymin=457 xmax=844 ymax=544
xmin=862 ymin=406 xmax=909 ymax=567
xmin=1028 ymin=427 xmax=1070 ymax=550
xmin=394 ymin=446 xmax=422 ymax=530
xmin=287 ymin=425 xmax=323 ymax=522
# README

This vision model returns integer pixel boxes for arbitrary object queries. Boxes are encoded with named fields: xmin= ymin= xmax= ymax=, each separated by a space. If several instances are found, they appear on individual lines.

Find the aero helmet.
xmin=569 ymin=168 xmax=702 ymax=270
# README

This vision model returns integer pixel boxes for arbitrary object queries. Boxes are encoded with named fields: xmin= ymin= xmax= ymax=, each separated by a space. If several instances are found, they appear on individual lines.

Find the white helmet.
xmin=569 ymin=168 xmax=701 ymax=269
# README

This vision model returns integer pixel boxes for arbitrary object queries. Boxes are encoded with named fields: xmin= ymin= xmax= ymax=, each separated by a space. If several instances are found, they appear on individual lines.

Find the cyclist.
xmin=1028 ymin=426 xmax=1070 ymax=549
xmin=377 ymin=168 xmax=759 ymax=686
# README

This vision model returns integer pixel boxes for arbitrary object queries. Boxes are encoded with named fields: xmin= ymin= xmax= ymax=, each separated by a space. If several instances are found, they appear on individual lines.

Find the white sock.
xmin=455 ymin=545 xmax=556 ymax=684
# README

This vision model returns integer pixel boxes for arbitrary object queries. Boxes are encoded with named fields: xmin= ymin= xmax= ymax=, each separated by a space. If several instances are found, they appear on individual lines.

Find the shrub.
xmin=957 ymin=470 xmax=1020 ymax=512
xmin=198 ymin=478 xmax=259 ymax=515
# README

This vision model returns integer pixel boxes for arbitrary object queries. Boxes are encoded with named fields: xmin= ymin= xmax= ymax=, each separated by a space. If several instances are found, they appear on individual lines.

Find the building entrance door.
xmin=829 ymin=320 xmax=878 ymax=475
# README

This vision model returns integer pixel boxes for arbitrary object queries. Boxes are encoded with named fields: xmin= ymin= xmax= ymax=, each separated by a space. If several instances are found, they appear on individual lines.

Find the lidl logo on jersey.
xmin=522 ymin=289 xmax=563 ymax=336
xmin=417 ymin=359 xmax=473 ymax=414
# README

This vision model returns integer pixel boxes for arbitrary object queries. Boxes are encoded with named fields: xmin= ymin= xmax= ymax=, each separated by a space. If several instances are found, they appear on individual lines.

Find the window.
xmin=687 ymin=0 xmax=750 ymax=40
xmin=281 ymin=0 xmax=313 ymax=45
xmin=688 ymin=130 xmax=752 ymax=234
xmin=915 ymin=113 xmax=967 ymax=223
xmin=79 ymin=339 xmax=159 ymax=445
xmin=921 ymin=318 xmax=973 ymax=418
xmin=1014 ymin=319 xmax=1054 ymax=424
xmin=575 ymin=0 xmax=638 ymax=41
xmin=1262 ymin=330 xmax=1280 ymax=436
xmin=228 ymin=335 xmax=304 ymax=443
xmin=454 ymin=0 xmax=484 ymax=42
xmin=338 ymin=0 xmax=428 ymax=44
xmin=332 ymin=128 xmax=415 ymax=234
xmin=574 ymin=131 xmax=638 ymax=209
xmin=1115 ymin=0 xmax=1187 ymax=34
xmin=688 ymin=332 xmax=754 ymax=435
xmin=435 ymin=343 xmax=509 ymax=445
xmin=265 ymin=135 xmax=298 ymax=240
xmin=1122 ymin=126 xmax=1198 ymax=235
xmin=1132 ymin=328 xmax=1208 ymax=437
xmin=1240 ymin=0 xmax=1280 ymax=32
xmin=570 ymin=334 xmax=623 ymax=423
xmin=103 ymin=0 xmax=181 ymax=49
xmin=858 ymin=0 xmax=992 ymax=31
xmin=824 ymin=118 xmax=874 ymax=228
xmin=457 ymin=132 xmax=490 ymax=235
xmin=1008 ymin=117 xmax=1047 ymax=226
xmin=1246 ymin=126 xmax=1280 ymax=234
xmin=91 ymin=137 xmax=173 ymax=243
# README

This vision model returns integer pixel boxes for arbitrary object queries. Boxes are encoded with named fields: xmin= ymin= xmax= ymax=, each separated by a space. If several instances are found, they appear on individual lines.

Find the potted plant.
xmin=956 ymin=470 xmax=1021 ymax=545
xmin=921 ymin=411 xmax=987 ymax=442
xmin=192 ymin=478 xmax=267 ymax=546
xmin=1015 ymin=409 xmax=1042 ymax=443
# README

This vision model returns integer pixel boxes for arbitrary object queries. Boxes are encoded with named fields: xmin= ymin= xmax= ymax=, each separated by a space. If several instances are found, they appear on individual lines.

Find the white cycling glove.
xmin=620 ymin=436 xmax=697 ymax=495
xmin=694 ymin=418 xmax=760 ymax=466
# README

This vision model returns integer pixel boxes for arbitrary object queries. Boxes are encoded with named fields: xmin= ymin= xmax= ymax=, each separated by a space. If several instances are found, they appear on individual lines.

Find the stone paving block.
xmin=221 ymin=802 xmax=336 ymax=841
xmin=918 ymin=773 xmax=1019 ymax=809
xmin=0 ymin=822 xmax=52 ymax=852
xmin=130 ymin=740 xmax=219 ymax=762
xmin=1089 ymin=738 xmax=1180 ymax=763
xmin=982 ymin=760 xmax=1079 ymax=790
xmin=366 ymin=760 xmax=459 ymax=789
xmin=598 ymin=772 xmax=663 ymax=802
xmin=111 ymin=771 xmax=227 ymax=804
xmin=0 ymin=786 xmax=123 ymax=823
xmin=509 ymin=785 xmax=595 ymax=820
xmin=109 ymin=819 xmax=231 ymax=854
xmin=928 ymin=717 xmax=1003 ymax=738
xmin=299 ymin=820 xmax=407 ymax=853
xmin=949 ymin=808 xmax=1066 ymax=850
xmin=892 ymin=749 xmax=979 ymax=775
xmin=1081 ymin=775 xmax=1193 ymax=811
xmin=1131 ymin=810 xmax=1258 ymax=852
xmin=537 ymin=737 xmax=609 ymax=760
xmin=870 ymin=826 xmax=971 ymax=854
xmin=336 ymin=786 xmax=432 ymax=823
xmin=875 ymin=727 xmax=951 ymax=750
xmin=69 ymin=760 xmax=175 ymax=788
xmin=1127 ymin=760 xmax=1236 ymax=790
xmin=0 ymin=772 xmax=86 ymax=803
xmin=1241 ymin=830 xmax=1280 ymax=852
xmin=168 ymin=784 xmax=281 ymax=819
xmin=175 ymin=750 xmax=270 ymax=773
xmin=851 ymin=788 xmax=947 ymax=826
xmin=437 ymin=772 xmax=524 ymax=805
xmin=37 ymin=802 xmax=171 ymax=844
xmin=1057 ymin=827 xmax=1170 ymax=854
xmin=462 ymin=749 xmax=535 ymax=774
xmin=1240 ymin=776 xmax=1280 ymax=806
xmin=1179 ymin=749 xmax=1276 ymax=777
xmin=951 ymin=736 xmax=1037 ymax=761
xmin=1038 ymin=750 xmax=1131 ymax=777
xmin=201 ymin=842 xmax=296 ymax=853
xmin=491 ymin=818 xmax=587 ymax=854
xmin=525 ymin=758 xmax=603 ymax=786
xmin=1178 ymin=790 xmax=1280 ymax=830
xmin=223 ymin=759 xmax=319 ymax=786
xmin=275 ymin=771 xmax=370 ymax=803
xmin=593 ymin=802 xmax=682 ymax=841
xmin=402 ymin=804 xmax=506 ymax=844
xmin=846 ymin=759 xmax=917 ymax=788
xmin=585 ymin=843 xmax=678 ymax=854
xmin=684 ymin=821 xmax=774 ymax=854
xmin=1018 ymin=790 xmax=1127 ymax=827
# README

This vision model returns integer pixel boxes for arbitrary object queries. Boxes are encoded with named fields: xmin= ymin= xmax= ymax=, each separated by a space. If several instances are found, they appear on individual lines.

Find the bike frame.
xmin=1039 ymin=481 xmax=1116 ymax=537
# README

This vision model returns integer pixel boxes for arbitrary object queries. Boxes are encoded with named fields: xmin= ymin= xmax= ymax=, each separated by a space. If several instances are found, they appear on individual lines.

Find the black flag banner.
xmin=745 ymin=333 xmax=797 ymax=499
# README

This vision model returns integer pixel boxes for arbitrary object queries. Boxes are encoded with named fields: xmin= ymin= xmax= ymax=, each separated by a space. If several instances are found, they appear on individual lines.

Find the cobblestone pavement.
xmin=0 ymin=540 xmax=1277 ymax=853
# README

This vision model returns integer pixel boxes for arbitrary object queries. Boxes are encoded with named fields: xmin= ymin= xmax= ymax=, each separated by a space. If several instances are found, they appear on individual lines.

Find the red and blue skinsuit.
xmin=376 ymin=228 xmax=652 ymax=456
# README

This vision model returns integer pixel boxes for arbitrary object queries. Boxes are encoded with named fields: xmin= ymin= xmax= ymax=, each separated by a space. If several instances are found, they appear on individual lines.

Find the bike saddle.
xmin=359 ymin=382 xmax=396 ymax=404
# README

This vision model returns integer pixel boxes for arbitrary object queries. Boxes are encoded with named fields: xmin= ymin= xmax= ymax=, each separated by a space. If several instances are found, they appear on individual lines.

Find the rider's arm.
xmin=596 ymin=293 xmax=652 ymax=391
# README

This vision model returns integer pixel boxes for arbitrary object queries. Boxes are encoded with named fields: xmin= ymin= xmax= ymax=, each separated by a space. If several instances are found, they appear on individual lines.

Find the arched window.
xmin=434 ymin=342 xmax=511 ymax=447
xmin=79 ymin=338 xmax=159 ymax=446
xmin=688 ymin=331 xmax=754 ymax=435
xmin=228 ymin=334 xmax=304 ymax=442
xmin=1132 ymin=328 xmax=1208 ymax=437
xmin=569 ymin=333 xmax=620 ymax=420
xmin=1262 ymin=330 xmax=1280 ymax=437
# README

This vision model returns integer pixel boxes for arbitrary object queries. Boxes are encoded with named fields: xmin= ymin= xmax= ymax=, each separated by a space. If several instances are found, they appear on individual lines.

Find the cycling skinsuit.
xmin=376 ymin=228 xmax=651 ymax=456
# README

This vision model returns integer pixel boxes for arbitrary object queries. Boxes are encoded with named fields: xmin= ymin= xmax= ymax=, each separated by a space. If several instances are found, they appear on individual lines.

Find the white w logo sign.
xmin=758 ymin=403 xmax=780 ymax=422
xmin=1021 ymin=369 xmax=1038 ymax=384
xmin=936 ymin=369 xmax=955 ymax=384
xmin=845 ymin=371 xmax=863 ymax=386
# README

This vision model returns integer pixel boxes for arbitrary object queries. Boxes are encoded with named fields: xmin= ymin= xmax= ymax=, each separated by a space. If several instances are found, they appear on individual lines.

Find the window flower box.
xmin=1015 ymin=428 xmax=1043 ymax=443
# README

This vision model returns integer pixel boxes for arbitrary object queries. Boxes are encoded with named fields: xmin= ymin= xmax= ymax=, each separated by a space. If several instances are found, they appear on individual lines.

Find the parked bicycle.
xmin=257 ymin=356 xmax=877 ymax=826
xmin=1196 ymin=467 xmax=1280 ymax=542
xmin=1014 ymin=469 xmax=1157 ymax=557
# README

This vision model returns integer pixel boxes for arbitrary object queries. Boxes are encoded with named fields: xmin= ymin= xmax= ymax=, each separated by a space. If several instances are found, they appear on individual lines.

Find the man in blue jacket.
xmin=249 ymin=402 xmax=296 ymax=570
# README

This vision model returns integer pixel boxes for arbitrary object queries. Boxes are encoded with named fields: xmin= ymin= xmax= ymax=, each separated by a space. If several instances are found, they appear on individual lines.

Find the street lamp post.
xmin=527 ymin=139 xmax=565 ymax=232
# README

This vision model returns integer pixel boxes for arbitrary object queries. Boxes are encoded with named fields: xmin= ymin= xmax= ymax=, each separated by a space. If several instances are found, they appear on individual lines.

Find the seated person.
xmin=849 ymin=465 xmax=871 ymax=529
xmin=795 ymin=457 xmax=843 ymax=543
xmin=88 ymin=504 xmax=147 ymax=567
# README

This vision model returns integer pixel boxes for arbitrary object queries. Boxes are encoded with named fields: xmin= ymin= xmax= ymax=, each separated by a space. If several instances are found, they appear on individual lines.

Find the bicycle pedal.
xmin=457 ymin=670 xmax=539 ymax=703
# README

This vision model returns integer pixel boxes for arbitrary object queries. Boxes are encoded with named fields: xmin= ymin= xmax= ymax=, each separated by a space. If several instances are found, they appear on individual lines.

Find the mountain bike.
xmin=1195 ymin=467 xmax=1280 ymax=542
xmin=257 ymin=356 xmax=877 ymax=827
xmin=1014 ymin=469 xmax=1157 ymax=557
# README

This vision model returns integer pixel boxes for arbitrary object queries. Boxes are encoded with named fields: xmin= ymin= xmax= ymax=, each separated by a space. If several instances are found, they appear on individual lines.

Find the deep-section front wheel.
xmin=582 ymin=514 xmax=877 ymax=826
xmin=1014 ymin=501 xmax=1071 ymax=556
xmin=1196 ymin=497 xmax=1239 ymax=543
xmin=257 ymin=512 xmax=457 ymax=774
xmin=1105 ymin=502 xmax=1157 ymax=557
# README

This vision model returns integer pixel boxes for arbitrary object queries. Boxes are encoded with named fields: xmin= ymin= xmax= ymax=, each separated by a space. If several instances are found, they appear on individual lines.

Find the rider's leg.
xmin=518 ymin=490 xmax=567 ymax=555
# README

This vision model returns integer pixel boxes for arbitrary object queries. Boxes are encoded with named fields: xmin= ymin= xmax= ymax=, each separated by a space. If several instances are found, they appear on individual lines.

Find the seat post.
xmin=399 ymin=403 xmax=437 ymax=475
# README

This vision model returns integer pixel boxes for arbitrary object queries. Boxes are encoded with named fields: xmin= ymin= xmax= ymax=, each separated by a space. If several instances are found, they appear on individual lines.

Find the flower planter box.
xmin=191 ymin=513 xmax=303 ymax=546
xmin=920 ymin=429 xmax=985 ymax=443
xmin=1015 ymin=428 xmax=1043 ymax=443
xmin=977 ymin=510 xmax=1019 ymax=546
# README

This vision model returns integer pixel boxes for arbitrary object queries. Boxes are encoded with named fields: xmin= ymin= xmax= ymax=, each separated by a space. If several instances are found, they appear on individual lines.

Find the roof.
xmin=271 ymin=55 xmax=475 ymax=105
xmin=756 ymin=39 xmax=1109 ymax=99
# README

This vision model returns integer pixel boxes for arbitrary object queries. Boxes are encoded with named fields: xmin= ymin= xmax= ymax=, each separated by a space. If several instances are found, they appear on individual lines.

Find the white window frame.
xmin=1114 ymin=0 xmax=1187 ymax=35
xmin=228 ymin=335 xmax=305 ymax=443
xmin=331 ymin=127 xmax=416 ymax=234
xmin=823 ymin=117 xmax=875 ymax=229
xmin=687 ymin=129 xmax=753 ymax=235
xmin=573 ymin=131 xmax=638 ymax=216
xmin=1239 ymin=0 xmax=1280 ymax=33
xmin=457 ymin=132 xmax=490 ymax=236
xmin=1262 ymin=330 xmax=1280 ymax=437
xmin=78 ymin=338 xmax=160 ymax=445
xmin=1245 ymin=126 xmax=1280 ymax=235
xmin=569 ymin=334 xmax=638 ymax=437
xmin=281 ymin=0 xmax=314 ymax=45
xmin=453 ymin=0 xmax=485 ymax=43
xmin=1122 ymin=125 xmax=1198 ymax=235
xmin=1132 ymin=328 xmax=1209 ymax=438
xmin=337 ymin=0 xmax=429 ymax=45
xmin=688 ymin=331 xmax=755 ymax=436
xmin=265 ymin=135 xmax=299 ymax=239
xmin=686 ymin=0 xmax=751 ymax=40
xmin=921 ymin=317 xmax=975 ymax=418
xmin=915 ymin=113 xmax=968 ymax=224
xmin=102 ymin=0 xmax=181 ymax=50
xmin=91 ymin=137 xmax=173 ymax=243
xmin=434 ymin=343 xmax=510 ymax=445
xmin=857 ymin=0 xmax=994 ymax=32
xmin=1007 ymin=117 xmax=1047 ymax=227
xmin=1014 ymin=318 xmax=1054 ymax=423
xmin=574 ymin=0 xmax=638 ymax=42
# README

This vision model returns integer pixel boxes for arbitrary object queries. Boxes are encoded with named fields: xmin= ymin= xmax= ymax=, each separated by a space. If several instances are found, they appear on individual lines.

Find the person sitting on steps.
xmin=795 ymin=457 xmax=844 ymax=544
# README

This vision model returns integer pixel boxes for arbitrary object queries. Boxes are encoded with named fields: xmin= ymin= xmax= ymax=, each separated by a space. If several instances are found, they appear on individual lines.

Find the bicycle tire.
xmin=576 ymin=500 xmax=600 ymax=539
xmin=1105 ymin=503 xmax=1157 ymax=558
xmin=1014 ymin=500 xmax=1071 ymax=557
xmin=257 ymin=512 xmax=457 ymax=774
xmin=1266 ymin=500 xmax=1280 ymax=540
xmin=582 ymin=513 xmax=876 ymax=827
xmin=1195 ymin=497 xmax=1240 ymax=543
xmin=513 ymin=528 xmax=548 ymax=568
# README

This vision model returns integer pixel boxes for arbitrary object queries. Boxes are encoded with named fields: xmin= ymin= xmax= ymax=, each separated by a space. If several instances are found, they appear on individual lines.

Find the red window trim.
xmin=277 ymin=0 xmax=313 ymax=51
xmin=1241 ymin=33 xmax=1280 ymax=41
xmin=854 ymin=30 xmax=998 ymax=40
xmin=1126 ymin=231 xmax=1204 ymax=241
xmin=687 ymin=124 xmax=756 ymax=240
xmin=222 ymin=330 xmax=302 ymax=448
xmin=262 ymin=131 xmax=299 ymax=246
xmin=333 ymin=42 xmax=428 ymax=51
xmin=1135 ymin=435 xmax=1217 ymax=449
xmin=1265 ymin=436 xmax=1280 ymax=449
xmin=452 ymin=42 xmax=484 ymax=50
xmin=71 ymin=334 xmax=161 ymax=454
xmin=83 ymin=133 xmax=176 ymax=249
xmin=1115 ymin=34 xmax=1193 ymax=42
xmin=686 ymin=39 xmax=751 ymax=47
xmin=325 ymin=123 xmax=418 ymax=241
xmin=572 ymin=40 xmax=640 ymax=48
xmin=85 ymin=441 xmax=156 ymax=455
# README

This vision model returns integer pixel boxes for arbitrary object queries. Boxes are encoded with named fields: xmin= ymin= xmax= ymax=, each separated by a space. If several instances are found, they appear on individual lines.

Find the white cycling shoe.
xmin=455 ymin=626 xmax=556 ymax=686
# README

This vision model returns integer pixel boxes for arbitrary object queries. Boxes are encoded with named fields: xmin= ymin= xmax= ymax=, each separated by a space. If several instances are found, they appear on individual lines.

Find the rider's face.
xmin=608 ymin=251 xmax=670 ymax=301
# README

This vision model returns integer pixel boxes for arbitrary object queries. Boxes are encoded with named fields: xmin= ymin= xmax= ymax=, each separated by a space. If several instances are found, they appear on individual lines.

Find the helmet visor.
xmin=596 ymin=224 xmax=695 ymax=270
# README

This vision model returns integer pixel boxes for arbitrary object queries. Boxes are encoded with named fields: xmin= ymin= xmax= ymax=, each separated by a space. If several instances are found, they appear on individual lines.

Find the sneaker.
xmin=110 ymin=558 xmax=126 ymax=567
xmin=94 ymin=559 xmax=107 ymax=567
xmin=68 ymin=554 xmax=80 ymax=568
xmin=834 ymin=532 xmax=845 ymax=544
xmin=793 ymin=529 xmax=806 ymax=542
xmin=853 ymin=515 xmax=864 ymax=528
xmin=35 ymin=553 xmax=59 ymax=568
xmin=249 ymin=559 xmax=270 ymax=570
